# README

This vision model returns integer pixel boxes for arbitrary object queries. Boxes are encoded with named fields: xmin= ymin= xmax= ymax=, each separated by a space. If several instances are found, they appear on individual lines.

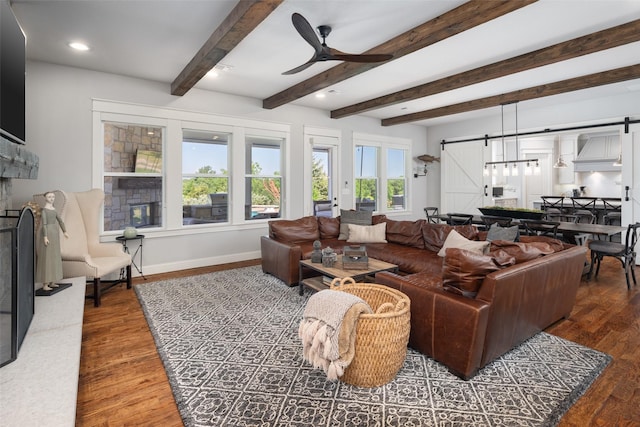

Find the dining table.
xmin=435 ymin=214 xmax=626 ymax=239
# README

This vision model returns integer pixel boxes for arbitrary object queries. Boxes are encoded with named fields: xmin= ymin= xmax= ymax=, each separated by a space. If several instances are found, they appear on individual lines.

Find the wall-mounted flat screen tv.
xmin=492 ymin=187 xmax=504 ymax=197
xmin=0 ymin=1 xmax=26 ymax=145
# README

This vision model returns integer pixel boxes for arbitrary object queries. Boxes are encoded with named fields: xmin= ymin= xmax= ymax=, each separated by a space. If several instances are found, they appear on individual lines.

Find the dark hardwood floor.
xmin=76 ymin=257 xmax=640 ymax=426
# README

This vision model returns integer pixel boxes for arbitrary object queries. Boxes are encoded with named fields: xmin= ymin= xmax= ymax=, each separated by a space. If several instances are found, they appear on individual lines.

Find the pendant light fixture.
xmin=613 ymin=153 xmax=622 ymax=166
xmin=553 ymin=156 xmax=568 ymax=168
xmin=484 ymin=102 xmax=540 ymax=175
xmin=613 ymin=143 xmax=622 ymax=166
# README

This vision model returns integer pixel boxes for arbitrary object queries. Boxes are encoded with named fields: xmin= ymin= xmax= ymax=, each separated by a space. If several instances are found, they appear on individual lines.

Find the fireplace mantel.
xmin=0 ymin=136 xmax=39 ymax=179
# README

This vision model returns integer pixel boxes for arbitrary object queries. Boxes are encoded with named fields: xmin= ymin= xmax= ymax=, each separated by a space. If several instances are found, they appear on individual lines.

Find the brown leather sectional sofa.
xmin=260 ymin=215 xmax=587 ymax=379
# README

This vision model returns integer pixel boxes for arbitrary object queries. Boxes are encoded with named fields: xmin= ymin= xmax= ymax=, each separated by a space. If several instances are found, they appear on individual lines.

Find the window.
xmin=94 ymin=100 xmax=290 ymax=233
xmin=387 ymin=148 xmax=406 ymax=210
xmin=182 ymin=129 xmax=230 ymax=225
xmin=354 ymin=145 xmax=378 ymax=212
xmin=353 ymin=133 xmax=410 ymax=213
xmin=245 ymin=136 xmax=282 ymax=220
xmin=102 ymin=122 xmax=164 ymax=232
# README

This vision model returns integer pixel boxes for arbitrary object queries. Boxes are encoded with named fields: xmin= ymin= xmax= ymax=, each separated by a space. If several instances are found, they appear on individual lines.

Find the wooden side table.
xmin=116 ymin=234 xmax=146 ymax=279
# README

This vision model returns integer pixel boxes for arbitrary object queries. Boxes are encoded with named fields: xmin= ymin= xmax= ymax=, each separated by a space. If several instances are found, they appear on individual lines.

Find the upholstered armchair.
xmin=34 ymin=189 xmax=131 ymax=306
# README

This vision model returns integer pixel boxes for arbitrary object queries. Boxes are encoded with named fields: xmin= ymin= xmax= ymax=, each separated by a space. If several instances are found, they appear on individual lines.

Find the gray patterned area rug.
xmin=135 ymin=265 xmax=611 ymax=427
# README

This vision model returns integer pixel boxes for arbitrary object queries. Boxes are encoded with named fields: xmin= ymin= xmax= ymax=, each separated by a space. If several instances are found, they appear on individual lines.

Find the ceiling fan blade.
xmin=282 ymin=58 xmax=316 ymax=75
xmin=291 ymin=13 xmax=323 ymax=54
xmin=329 ymin=48 xmax=393 ymax=63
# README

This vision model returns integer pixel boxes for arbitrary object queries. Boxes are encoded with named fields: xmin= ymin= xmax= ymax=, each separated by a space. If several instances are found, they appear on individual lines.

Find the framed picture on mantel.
xmin=134 ymin=149 xmax=162 ymax=173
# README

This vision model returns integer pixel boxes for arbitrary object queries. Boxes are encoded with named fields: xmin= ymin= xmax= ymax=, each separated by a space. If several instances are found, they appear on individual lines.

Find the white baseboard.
xmin=131 ymin=250 xmax=262 ymax=277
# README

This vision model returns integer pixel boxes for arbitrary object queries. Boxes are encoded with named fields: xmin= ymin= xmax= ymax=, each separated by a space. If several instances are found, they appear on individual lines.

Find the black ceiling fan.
xmin=282 ymin=13 xmax=394 ymax=75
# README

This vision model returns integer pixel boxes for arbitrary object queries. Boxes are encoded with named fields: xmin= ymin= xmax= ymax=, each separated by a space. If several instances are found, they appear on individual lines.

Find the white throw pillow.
xmin=437 ymin=229 xmax=490 ymax=257
xmin=347 ymin=222 xmax=387 ymax=243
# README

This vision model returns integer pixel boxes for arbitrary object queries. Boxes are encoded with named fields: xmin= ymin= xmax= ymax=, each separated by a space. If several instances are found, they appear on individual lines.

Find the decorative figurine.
xmin=35 ymin=191 xmax=69 ymax=291
xmin=322 ymin=246 xmax=337 ymax=268
xmin=311 ymin=240 xmax=323 ymax=263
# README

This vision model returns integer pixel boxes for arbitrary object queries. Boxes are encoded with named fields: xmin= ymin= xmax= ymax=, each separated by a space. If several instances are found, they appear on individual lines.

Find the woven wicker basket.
xmin=330 ymin=277 xmax=411 ymax=388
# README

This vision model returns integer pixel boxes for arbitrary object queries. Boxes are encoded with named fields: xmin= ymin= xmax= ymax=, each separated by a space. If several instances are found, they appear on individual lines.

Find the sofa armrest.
xmin=376 ymin=271 xmax=490 ymax=379
xmin=260 ymin=236 xmax=303 ymax=286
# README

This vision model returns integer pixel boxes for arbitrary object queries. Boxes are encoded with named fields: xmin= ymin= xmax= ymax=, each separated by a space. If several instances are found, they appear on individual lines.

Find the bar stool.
xmin=541 ymin=196 xmax=565 ymax=221
xmin=601 ymin=197 xmax=622 ymax=226
xmin=570 ymin=197 xmax=598 ymax=216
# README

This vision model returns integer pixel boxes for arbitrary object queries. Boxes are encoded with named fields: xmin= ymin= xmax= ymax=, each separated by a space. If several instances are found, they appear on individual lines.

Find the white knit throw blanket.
xmin=299 ymin=290 xmax=372 ymax=380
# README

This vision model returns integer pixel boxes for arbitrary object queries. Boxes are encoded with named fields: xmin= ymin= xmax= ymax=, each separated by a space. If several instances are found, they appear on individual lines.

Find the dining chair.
xmin=587 ymin=222 xmax=640 ymax=289
xmin=560 ymin=212 xmax=595 ymax=245
xmin=521 ymin=219 xmax=560 ymax=238
xmin=480 ymin=215 xmax=512 ymax=230
xmin=424 ymin=207 xmax=440 ymax=223
xmin=445 ymin=213 xmax=474 ymax=226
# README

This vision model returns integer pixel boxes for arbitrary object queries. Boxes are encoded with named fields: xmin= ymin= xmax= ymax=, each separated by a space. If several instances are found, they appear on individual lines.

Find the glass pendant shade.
xmin=511 ymin=163 xmax=519 ymax=176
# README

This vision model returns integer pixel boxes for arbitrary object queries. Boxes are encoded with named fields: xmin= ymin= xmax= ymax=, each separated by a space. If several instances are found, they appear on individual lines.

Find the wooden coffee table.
xmin=298 ymin=255 xmax=398 ymax=295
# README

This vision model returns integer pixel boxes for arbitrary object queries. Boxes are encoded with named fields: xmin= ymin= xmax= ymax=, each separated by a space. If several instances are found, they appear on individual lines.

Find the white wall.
xmin=12 ymin=61 xmax=427 ymax=275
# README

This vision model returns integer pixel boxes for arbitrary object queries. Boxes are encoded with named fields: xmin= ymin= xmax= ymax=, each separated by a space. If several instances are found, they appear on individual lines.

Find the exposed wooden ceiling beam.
xmin=333 ymin=19 xmax=640 ymax=119
xmin=262 ymin=0 xmax=537 ymax=110
xmin=380 ymin=64 xmax=640 ymax=126
xmin=171 ymin=0 xmax=283 ymax=96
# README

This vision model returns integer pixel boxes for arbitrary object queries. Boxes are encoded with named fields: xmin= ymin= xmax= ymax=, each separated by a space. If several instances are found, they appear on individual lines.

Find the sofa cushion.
xmin=318 ymin=216 xmax=340 ymax=239
xmin=442 ymin=248 xmax=505 ymax=298
xmin=422 ymin=223 xmax=479 ymax=252
xmin=347 ymin=222 xmax=387 ymax=243
xmin=488 ymin=240 xmax=555 ymax=263
xmin=269 ymin=216 xmax=319 ymax=243
xmin=437 ymin=230 xmax=490 ymax=257
xmin=384 ymin=218 xmax=426 ymax=249
xmin=519 ymin=235 xmax=565 ymax=252
xmin=486 ymin=223 xmax=520 ymax=242
xmin=338 ymin=209 xmax=372 ymax=240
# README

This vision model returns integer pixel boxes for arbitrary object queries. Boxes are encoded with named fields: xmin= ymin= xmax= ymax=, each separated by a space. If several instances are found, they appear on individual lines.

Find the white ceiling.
xmin=10 ymin=0 xmax=640 ymax=127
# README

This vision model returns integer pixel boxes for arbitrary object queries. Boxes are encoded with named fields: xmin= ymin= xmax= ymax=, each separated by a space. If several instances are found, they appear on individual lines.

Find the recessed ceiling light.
xmin=206 ymin=69 xmax=219 ymax=78
xmin=315 ymin=92 xmax=326 ymax=99
xmin=68 ymin=42 xmax=90 ymax=51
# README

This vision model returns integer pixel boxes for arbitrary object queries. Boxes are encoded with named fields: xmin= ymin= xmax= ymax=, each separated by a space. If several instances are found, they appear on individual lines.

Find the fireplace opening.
xmin=129 ymin=202 xmax=157 ymax=228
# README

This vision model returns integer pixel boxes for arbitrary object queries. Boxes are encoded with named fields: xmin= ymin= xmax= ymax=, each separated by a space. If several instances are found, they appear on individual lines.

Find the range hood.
xmin=572 ymin=132 xmax=621 ymax=172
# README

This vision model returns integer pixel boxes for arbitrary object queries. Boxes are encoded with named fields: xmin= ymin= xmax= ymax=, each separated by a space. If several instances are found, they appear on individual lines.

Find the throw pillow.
xmin=486 ymin=223 xmax=520 ymax=242
xmin=347 ymin=222 xmax=387 ymax=243
xmin=437 ymin=229 xmax=490 ymax=257
xmin=442 ymin=248 xmax=503 ymax=298
xmin=338 ymin=209 xmax=372 ymax=240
